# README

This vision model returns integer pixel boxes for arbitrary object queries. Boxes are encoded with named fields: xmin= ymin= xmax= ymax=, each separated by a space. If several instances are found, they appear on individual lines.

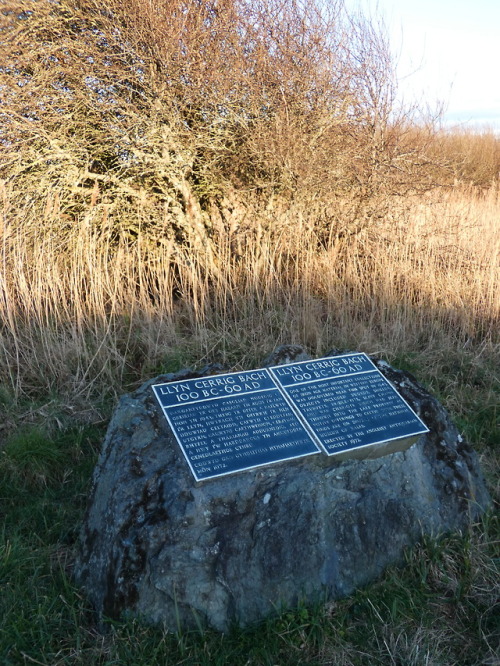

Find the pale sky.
xmin=344 ymin=0 xmax=500 ymax=130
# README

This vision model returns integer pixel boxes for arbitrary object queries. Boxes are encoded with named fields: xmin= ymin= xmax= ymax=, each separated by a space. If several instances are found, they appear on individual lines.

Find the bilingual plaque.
xmin=153 ymin=353 xmax=429 ymax=481
xmin=152 ymin=369 xmax=321 ymax=481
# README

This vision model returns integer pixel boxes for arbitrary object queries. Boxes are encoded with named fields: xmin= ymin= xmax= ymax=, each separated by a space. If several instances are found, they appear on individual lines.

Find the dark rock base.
xmin=74 ymin=347 xmax=490 ymax=632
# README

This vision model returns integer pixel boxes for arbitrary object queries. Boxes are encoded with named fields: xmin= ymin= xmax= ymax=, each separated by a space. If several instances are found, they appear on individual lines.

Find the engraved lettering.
xmin=153 ymin=353 xmax=427 ymax=480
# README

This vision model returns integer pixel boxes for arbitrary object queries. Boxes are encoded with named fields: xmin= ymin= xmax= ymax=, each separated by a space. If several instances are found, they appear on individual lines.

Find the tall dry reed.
xmin=1 ymin=181 xmax=498 ymax=411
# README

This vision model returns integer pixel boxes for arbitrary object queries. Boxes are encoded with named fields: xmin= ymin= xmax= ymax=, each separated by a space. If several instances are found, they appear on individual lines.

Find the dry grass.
xmin=1 ymin=3 xmax=497 ymax=417
xmin=4 ymin=0 xmax=492 ymax=415
xmin=429 ymin=128 xmax=500 ymax=187
xmin=0 ymin=4 xmax=498 ymax=662
xmin=0 ymin=180 xmax=498 ymax=417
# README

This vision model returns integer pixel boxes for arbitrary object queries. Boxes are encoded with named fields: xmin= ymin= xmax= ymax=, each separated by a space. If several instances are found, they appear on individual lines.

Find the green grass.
xmin=0 ymin=352 xmax=498 ymax=665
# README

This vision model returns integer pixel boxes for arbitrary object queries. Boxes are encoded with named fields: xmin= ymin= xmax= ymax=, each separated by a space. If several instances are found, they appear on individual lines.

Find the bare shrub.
xmin=0 ymin=0 xmax=437 ymax=253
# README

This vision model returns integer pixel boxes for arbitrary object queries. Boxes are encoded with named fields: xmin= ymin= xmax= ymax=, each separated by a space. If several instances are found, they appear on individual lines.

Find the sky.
xmin=344 ymin=0 xmax=500 ymax=130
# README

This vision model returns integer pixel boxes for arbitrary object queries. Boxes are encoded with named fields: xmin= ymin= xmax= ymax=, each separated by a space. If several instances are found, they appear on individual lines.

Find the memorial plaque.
xmin=269 ymin=353 xmax=428 ymax=457
xmin=152 ymin=369 xmax=321 ymax=481
xmin=153 ymin=353 xmax=429 ymax=481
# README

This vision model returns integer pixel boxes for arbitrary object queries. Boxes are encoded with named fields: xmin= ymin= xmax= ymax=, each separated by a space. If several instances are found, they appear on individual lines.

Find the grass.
xmin=0 ymin=148 xmax=499 ymax=663
xmin=0 ymin=333 xmax=498 ymax=664
xmin=0 ymin=422 xmax=498 ymax=665
xmin=1 ymin=5 xmax=498 ymax=656
xmin=1 ymin=185 xmax=498 ymax=407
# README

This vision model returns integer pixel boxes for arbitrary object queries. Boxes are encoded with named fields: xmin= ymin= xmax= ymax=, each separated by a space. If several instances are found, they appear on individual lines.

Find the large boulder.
xmin=74 ymin=346 xmax=490 ymax=632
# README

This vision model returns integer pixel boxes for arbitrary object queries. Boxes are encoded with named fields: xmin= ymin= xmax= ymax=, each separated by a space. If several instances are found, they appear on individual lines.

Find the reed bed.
xmin=1 ymin=182 xmax=498 ymax=414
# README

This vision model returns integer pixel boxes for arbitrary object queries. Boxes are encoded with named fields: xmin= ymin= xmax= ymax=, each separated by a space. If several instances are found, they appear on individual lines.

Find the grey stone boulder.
xmin=74 ymin=347 xmax=490 ymax=632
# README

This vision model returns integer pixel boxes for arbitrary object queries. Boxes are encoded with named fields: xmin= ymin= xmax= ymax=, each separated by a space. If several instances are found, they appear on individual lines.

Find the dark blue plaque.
xmin=153 ymin=354 xmax=429 ymax=481
xmin=269 ymin=353 xmax=428 ymax=456
xmin=152 ymin=369 xmax=321 ymax=481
